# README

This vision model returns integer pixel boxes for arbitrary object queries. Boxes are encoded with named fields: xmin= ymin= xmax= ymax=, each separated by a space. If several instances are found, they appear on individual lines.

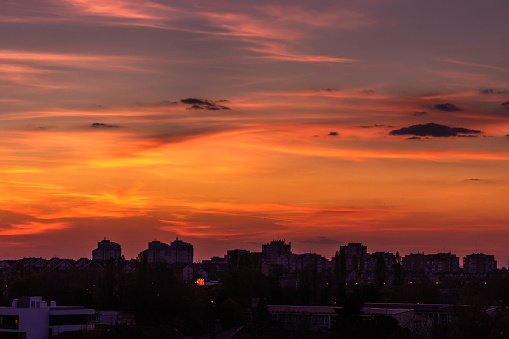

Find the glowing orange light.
xmin=196 ymin=278 xmax=204 ymax=285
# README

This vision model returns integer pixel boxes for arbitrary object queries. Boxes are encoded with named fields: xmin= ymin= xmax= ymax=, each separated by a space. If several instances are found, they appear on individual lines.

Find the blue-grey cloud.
xmin=181 ymin=98 xmax=231 ymax=110
xmin=433 ymin=103 xmax=463 ymax=112
xmin=390 ymin=123 xmax=482 ymax=138
xmin=479 ymin=88 xmax=509 ymax=94
xmin=91 ymin=123 xmax=120 ymax=128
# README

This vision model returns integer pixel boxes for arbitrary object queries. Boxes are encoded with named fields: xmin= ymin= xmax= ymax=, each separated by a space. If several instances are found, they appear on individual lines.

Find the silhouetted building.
xmin=264 ymin=305 xmax=340 ymax=333
xmin=463 ymin=253 xmax=497 ymax=274
xmin=403 ymin=252 xmax=426 ymax=273
xmin=170 ymin=238 xmax=193 ymax=264
xmin=340 ymin=243 xmax=367 ymax=272
xmin=143 ymin=238 xmax=193 ymax=264
xmin=367 ymin=251 xmax=396 ymax=272
xmin=144 ymin=240 xmax=172 ymax=264
xmin=92 ymin=238 xmax=121 ymax=261
xmin=199 ymin=256 xmax=228 ymax=280
xmin=290 ymin=253 xmax=330 ymax=272
xmin=262 ymin=240 xmax=291 ymax=264
xmin=425 ymin=253 xmax=460 ymax=274
xmin=403 ymin=252 xmax=460 ymax=282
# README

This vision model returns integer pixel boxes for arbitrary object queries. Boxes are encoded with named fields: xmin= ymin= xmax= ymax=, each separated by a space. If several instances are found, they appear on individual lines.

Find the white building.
xmin=0 ymin=296 xmax=95 ymax=338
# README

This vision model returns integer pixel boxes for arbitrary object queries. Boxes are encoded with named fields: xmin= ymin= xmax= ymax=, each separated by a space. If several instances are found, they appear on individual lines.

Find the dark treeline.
xmin=3 ymin=251 xmax=509 ymax=338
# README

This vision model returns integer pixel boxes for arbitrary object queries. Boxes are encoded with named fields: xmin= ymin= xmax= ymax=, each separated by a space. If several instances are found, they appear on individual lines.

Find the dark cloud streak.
xmin=91 ymin=123 xmax=120 ymax=128
xmin=479 ymin=88 xmax=509 ymax=94
xmin=181 ymin=98 xmax=231 ymax=110
xmin=433 ymin=103 xmax=463 ymax=112
xmin=390 ymin=123 xmax=482 ymax=138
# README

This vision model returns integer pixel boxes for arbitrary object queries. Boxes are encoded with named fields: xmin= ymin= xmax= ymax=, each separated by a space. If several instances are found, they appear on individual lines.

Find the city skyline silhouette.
xmin=1 ymin=1 xmax=509 ymax=270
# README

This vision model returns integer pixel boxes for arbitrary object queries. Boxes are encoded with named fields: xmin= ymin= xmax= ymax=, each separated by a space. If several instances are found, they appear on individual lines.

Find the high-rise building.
xmin=463 ymin=253 xmax=497 ymax=274
xmin=403 ymin=252 xmax=426 ymax=272
xmin=170 ymin=238 xmax=193 ymax=264
xmin=262 ymin=240 xmax=292 ymax=264
xmin=403 ymin=252 xmax=460 ymax=275
xmin=367 ymin=252 xmax=396 ymax=272
xmin=340 ymin=243 xmax=367 ymax=272
xmin=144 ymin=240 xmax=172 ymax=264
xmin=425 ymin=253 xmax=460 ymax=274
xmin=143 ymin=238 xmax=193 ymax=264
xmin=92 ymin=239 xmax=121 ymax=261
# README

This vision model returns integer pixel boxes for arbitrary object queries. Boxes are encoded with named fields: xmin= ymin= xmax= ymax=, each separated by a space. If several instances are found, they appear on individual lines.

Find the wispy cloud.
xmin=0 ymin=50 xmax=158 ymax=72
xmin=60 ymin=0 xmax=176 ymax=20
xmin=0 ymin=222 xmax=69 ymax=236
xmin=436 ymin=57 xmax=509 ymax=74
xmin=245 ymin=41 xmax=356 ymax=63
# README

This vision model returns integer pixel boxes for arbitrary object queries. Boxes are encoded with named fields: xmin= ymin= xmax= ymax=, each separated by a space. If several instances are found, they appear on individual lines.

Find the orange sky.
xmin=1 ymin=0 xmax=509 ymax=266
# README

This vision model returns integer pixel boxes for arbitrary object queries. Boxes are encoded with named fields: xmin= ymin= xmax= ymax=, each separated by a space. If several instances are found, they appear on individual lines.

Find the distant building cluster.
xmin=193 ymin=240 xmax=500 ymax=287
xmin=0 ymin=238 xmax=500 ymax=288
xmin=0 ymin=238 xmax=503 ymax=338
xmin=91 ymin=237 xmax=193 ymax=265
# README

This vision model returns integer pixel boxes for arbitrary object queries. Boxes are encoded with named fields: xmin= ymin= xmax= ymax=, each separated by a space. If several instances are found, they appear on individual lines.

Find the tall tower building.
xmin=92 ymin=238 xmax=121 ymax=261
xmin=170 ymin=238 xmax=193 ymax=264
xmin=142 ymin=238 xmax=193 ymax=264
xmin=340 ymin=243 xmax=367 ymax=272
xmin=144 ymin=240 xmax=172 ymax=264
xmin=262 ymin=240 xmax=292 ymax=264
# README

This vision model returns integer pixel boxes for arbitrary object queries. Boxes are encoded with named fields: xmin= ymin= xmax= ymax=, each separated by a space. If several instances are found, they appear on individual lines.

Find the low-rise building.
xmin=0 ymin=296 xmax=96 ymax=338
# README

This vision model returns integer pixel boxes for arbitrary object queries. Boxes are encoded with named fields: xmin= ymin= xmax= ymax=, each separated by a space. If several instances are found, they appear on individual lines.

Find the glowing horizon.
xmin=1 ymin=0 xmax=509 ymax=266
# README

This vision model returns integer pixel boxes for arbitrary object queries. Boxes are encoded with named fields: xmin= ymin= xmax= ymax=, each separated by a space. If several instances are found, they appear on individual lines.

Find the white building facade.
xmin=0 ymin=296 xmax=95 ymax=339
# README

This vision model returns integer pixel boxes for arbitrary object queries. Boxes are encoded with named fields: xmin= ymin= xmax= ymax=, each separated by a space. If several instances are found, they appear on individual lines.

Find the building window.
xmin=49 ymin=314 xmax=90 ymax=326
xmin=0 ymin=315 xmax=19 ymax=329
xmin=0 ymin=333 xmax=26 ymax=339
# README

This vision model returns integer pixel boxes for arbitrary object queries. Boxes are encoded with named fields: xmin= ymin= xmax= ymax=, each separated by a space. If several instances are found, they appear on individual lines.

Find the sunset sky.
xmin=1 ymin=0 xmax=509 ymax=265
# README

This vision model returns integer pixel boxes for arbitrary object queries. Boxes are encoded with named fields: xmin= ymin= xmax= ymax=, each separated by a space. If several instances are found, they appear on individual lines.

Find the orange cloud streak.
xmin=0 ymin=222 xmax=69 ymax=236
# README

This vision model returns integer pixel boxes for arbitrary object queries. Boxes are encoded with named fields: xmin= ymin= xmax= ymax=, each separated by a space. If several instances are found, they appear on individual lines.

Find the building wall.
xmin=92 ymin=239 xmax=121 ymax=261
xmin=340 ymin=243 xmax=367 ymax=272
xmin=463 ymin=254 xmax=497 ymax=274
xmin=143 ymin=239 xmax=194 ymax=265
xmin=0 ymin=297 xmax=95 ymax=339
